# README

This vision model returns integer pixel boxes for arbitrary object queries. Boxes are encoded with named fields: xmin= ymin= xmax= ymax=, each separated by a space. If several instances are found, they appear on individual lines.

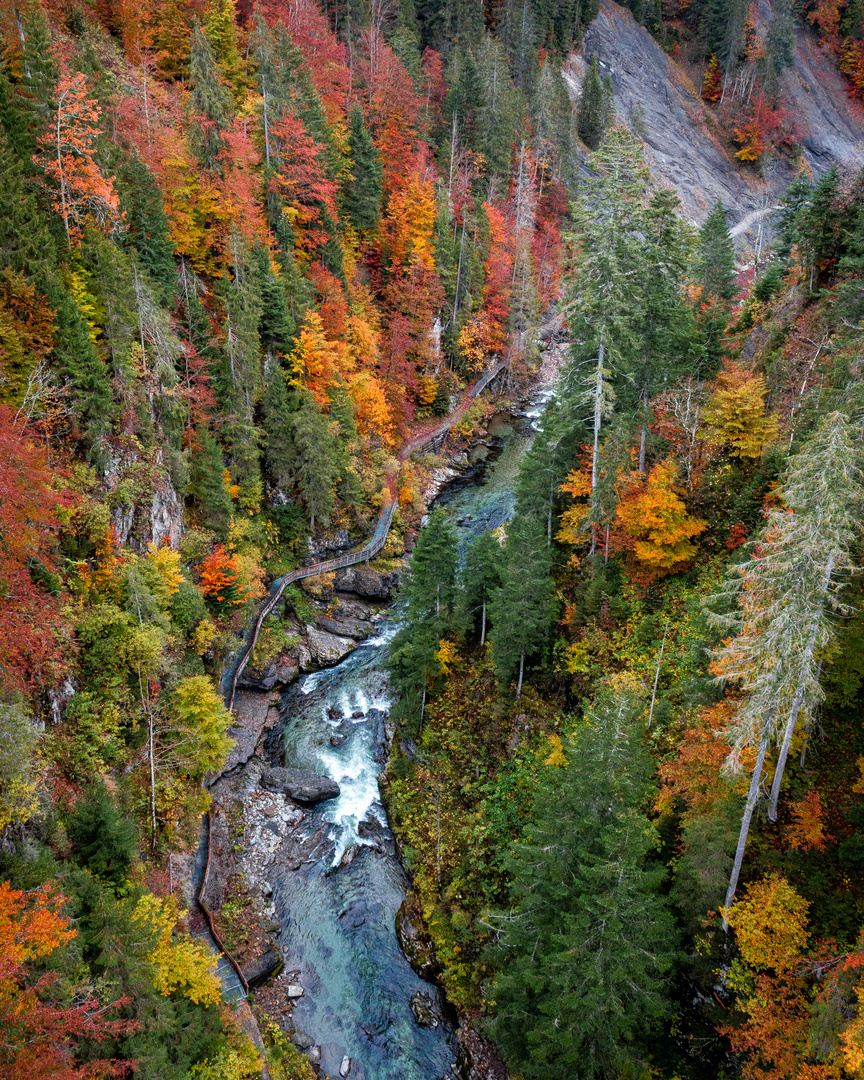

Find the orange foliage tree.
xmin=616 ymin=460 xmax=707 ymax=579
xmin=0 ymin=880 xmax=134 ymax=1078
xmin=36 ymin=69 xmax=123 ymax=246
xmin=702 ymin=55 xmax=723 ymax=102
xmin=198 ymin=544 xmax=244 ymax=610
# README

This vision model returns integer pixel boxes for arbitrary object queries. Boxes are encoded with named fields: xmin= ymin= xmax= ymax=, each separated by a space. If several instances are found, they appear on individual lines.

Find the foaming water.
xmin=271 ymin=388 xmax=550 ymax=1079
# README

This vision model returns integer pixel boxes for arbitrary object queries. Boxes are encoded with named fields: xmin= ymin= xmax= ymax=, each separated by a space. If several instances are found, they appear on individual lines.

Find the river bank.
xmin=196 ymin=346 xmax=564 ymax=1079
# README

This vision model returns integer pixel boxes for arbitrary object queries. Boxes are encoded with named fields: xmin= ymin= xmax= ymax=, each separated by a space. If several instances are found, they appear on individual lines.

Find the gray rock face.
xmin=333 ymin=566 xmax=400 ymax=598
xmin=242 ymin=949 xmax=283 ymax=988
xmin=568 ymin=0 xmax=864 ymax=241
xmin=305 ymin=626 xmax=356 ymax=665
xmin=260 ymin=766 xmax=341 ymax=804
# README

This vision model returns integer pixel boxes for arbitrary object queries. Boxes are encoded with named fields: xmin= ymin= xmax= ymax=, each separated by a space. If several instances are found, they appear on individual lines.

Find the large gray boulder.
xmin=261 ymin=766 xmax=340 ymax=804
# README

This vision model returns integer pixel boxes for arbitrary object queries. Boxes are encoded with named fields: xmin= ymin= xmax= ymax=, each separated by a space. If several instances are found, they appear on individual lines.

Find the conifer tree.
xmin=459 ymin=530 xmax=503 ymax=645
xmin=488 ymin=688 xmax=677 ymax=1079
xmin=116 ymin=157 xmax=177 ymax=303
xmin=709 ymin=412 xmax=863 ymax=923
xmin=490 ymin=514 xmax=553 ymax=697
xmin=188 ymin=20 xmax=233 ymax=169
xmin=261 ymin=357 xmax=298 ymax=491
xmin=344 ymin=107 xmax=383 ymax=235
xmin=188 ymin=426 xmax=232 ymax=535
xmin=798 ymin=165 xmax=842 ymax=292
xmin=203 ymin=0 xmax=244 ymax=92
xmin=774 ymin=170 xmax=812 ymax=259
xmin=577 ymin=56 xmax=607 ymax=150
xmin=291 ymin=392 xmax=337 ymax=528
xmin=388 ymin=509 xmax=460 ymax=729
xmin=477 ymin=38 xmax=522 ymax=179
xmin=68 ymin=781 xmax=138 ymax=886
xmin=698 ymin=200 xmax=736 ymax=302
xmin=563 ymin=127 xmax=649 ymax=494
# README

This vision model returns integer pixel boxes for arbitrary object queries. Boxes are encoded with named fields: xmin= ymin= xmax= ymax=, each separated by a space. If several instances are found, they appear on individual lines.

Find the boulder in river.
xmin=410 ymin=992 xmax=441 ymax=1028
xmin=260 ymin=767 xmax=340 ymax=804
xmin=242 ymin=949 xmax=283 ymax=988
xmin=333 ymin=566 xmax=399 ymax=598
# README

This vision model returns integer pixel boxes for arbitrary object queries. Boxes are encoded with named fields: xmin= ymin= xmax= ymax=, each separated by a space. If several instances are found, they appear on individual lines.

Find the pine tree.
xmin=698 ymin=200 xmax=736 ymax=302
xmin=188 ymin=426 xmax=232 ymax=535
xmin=490 ymin=514 xmax=554 ymax=697
xmin=563 ymin=127 xmax=649 ymax=496
xmin=577 ymin=55 xmax=607 ymax=150
xmin=188 ymin=19 xmax=233 ymax=169
xmin=388 ymin=509 xmax=460 ymax=730
xmin=291 ymin=391 xmax=337 ymax=528
xmin=459 ymin=530 xmax=503 ymax=645
xmin=798 ymin=165 xmax=842 ymax=292
xmin=68 ymin=781 xmax=138 ymax=886
xmin=708 ymin=412 xmax=863 ymax=923
xmin=343 ymin=107 xmax=383 ymax=235
xmin=261 ymin=357 xmax=298 ymax=491
xmin=116 ymin=156 xmax=177 ymax=303
xmin=488 ymin=688 xmax=677 ymax=1080
xmin=774 ymin=170 xmax=812 ymax=259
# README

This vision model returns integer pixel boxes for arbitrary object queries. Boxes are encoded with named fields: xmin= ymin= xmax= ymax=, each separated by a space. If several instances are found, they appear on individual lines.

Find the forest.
xmin=3 ymin=0 xmax=864 ymax=1074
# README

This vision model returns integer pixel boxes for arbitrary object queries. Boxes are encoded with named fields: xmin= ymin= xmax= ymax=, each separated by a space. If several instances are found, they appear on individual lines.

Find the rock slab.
xmin=261 ymin=766 xmax=341 ymax=804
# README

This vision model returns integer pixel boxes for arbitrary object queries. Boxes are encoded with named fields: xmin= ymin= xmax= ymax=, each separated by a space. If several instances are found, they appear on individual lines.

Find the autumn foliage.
xmin=0 ymin=881 xmax=134 ymax=1078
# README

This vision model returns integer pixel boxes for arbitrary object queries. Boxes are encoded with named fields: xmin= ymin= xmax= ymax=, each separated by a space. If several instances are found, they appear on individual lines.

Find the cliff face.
xmin=565 ymin=0 xmax=864 ymax=243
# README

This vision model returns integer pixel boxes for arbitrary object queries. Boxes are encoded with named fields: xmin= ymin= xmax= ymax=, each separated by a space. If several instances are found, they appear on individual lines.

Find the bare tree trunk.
xmin=591 ymin=334 xmax=605 ymax=492
xmin=149 ymin=713 xmax=157 ymax=848
xmin=638 ymin=391 xmax=648 ymax=473
xmin=480 ymin=599 xmax=486 ymax=646
xmin=767 ymin=559 xmax=833 ymax=821
xmin=723 ymin=727 xmax=771 ymax=930
xmin=647 ymin=619 xmax=669 ymax=728
xmin=516 ymin=653 xmax=524 ymax=699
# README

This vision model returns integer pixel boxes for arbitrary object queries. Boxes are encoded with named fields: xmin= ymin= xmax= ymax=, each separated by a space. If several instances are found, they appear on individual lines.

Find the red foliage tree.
xmin=0 ymin=406 xmax=72 ymax=695
xmin=269 ymin=108 xmax=339 ymax=258
xmin=35 ymin=69 xmax=123 ymax=245
xmin=0 ymin=880 xmax=135 ymax=1079
xmin=702 ymin=55 xmax=723 ymax=103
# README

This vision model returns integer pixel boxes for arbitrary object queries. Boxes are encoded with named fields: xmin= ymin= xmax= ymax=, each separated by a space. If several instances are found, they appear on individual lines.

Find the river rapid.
xmin=263 ymin=382 xmax=555 ymax=1080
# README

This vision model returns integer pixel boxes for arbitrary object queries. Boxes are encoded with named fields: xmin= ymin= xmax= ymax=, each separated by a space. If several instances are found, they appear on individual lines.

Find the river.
xmin=263 ymin=383 xmax=554 ymax=1080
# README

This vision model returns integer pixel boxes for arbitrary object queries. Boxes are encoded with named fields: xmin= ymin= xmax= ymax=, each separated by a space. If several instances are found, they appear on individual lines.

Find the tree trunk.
xmin=647 ymin=619 xmax=669 ymax=728
xmin=639 ymin=391 xmax=648 ymax=473
xmin=767 ymin=543 xmax=832 ymax=823
xmin=723 ymin=728 xmax=771 ymax=929
xmin=149 ymin=713 xmax=157 ymax=849
xmin=480 ymin=599 xmax=486 ymax=647
xmin=516 ymin=653 xmax=524 ymax=699
xmin=590 ymin=334 xmax=605 ymax=492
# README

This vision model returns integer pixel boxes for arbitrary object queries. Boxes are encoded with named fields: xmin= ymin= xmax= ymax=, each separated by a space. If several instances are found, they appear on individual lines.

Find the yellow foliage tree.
xmin=133 ymin=893 xmax=221 ymax=1005
xmin=616 ymin=461 xmax=706 ymax=578
xmin=146 ymin=542 xmax=184 ymax=601
xmin=703 ymin=369 xmax=779 ymax=458
xmin=723 ymin=874 xmax=809 ymax=972
xmin=556 ymin=469 xmax=593 ymax=555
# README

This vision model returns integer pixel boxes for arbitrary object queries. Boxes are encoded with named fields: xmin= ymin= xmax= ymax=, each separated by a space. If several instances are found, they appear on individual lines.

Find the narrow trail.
xmin=197 ymin=358 xmax=509 ymax=1018
xmin=221 ymin=358 xmax=508 ymax=712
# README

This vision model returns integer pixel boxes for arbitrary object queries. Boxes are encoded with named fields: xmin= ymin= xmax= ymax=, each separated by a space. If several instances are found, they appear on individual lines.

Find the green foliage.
xmin=487 ymin=688 xmax=678 ymax=1080
xmin=344 ymin=107 xmax=383 ymax=233
xmin=68 ymin=780 xmax=138 ymax=885
xmin=577 ymin=55 xmax=613 ymax=150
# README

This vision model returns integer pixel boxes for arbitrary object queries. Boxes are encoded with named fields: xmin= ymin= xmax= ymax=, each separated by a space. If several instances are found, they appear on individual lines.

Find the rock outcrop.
xmin=333 ymin=566 xmax=399 ymax=598
xmin=260 ymin=766 xmax=341 ymax=804
xmin=566 ymin=0 xmax=864 ymax=242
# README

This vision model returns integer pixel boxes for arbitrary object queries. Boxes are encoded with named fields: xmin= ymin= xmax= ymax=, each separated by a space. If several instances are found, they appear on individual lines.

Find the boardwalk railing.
xmin=222 ymin=358 xmax=508 ymax=712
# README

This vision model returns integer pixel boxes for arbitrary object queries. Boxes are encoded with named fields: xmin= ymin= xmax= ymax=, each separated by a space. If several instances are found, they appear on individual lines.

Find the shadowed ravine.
xmin=262 ymin=396 xmax=547 ymax=1079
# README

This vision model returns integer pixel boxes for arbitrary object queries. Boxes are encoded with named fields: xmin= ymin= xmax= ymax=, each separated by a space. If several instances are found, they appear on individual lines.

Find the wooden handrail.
xmin=197 ymin=812 xmax=250 ymax=995
xmin=223 ymin=358 xmax=508 ymax=711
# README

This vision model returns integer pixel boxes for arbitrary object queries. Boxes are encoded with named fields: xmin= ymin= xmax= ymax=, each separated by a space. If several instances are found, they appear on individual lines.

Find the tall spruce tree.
xmin=188 ymin=426 xmax=233 ymax=536
xmin=388 ymin=509 xmax=460 ymax=731
xmin=488 ymin=688 xmax=677 ymax=1080
xmin=188 ymin=20 xmax=233 ymax=169
xmin=490 ymin=514 xmax=554 ymax=697
xmin=344 ymin=107 xmax=383 ymax=235
xmin=708 ymin=412 xmax=863 ymax=923
xmin=696 ymin=200 xmax=736 ymax=368
xmin=577 ymin=56 xmax=606 ymax=150
xmin=459 ymin=530 xmax=503 ymax=645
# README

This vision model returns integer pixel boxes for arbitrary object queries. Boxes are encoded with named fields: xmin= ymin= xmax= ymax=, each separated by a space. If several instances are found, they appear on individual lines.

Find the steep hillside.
xmin=566 ymin=0 xmax=864 ymax=240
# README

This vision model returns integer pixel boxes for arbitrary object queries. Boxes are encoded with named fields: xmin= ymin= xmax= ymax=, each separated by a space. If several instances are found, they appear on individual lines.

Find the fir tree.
xmin=459 ymin=530 xmax=503 ymax=645
xmin=344 ymin=107 xmax=383 ymax=235
xmin=291 ymin=391 xmax=337 ymax=528
xmin=774 ymin=170 xmax=812 ymax=259
xmin=388 ymin=509 xmax=460 ymax=730
xmin=116 ymin=157 xmax=177 ymax=303
xmin=68 ymin=781 xmax=138 ymax=886
xmin=488 ymin=688 xmax=677 ymax=1080
xmin=490 ymin=514 xmax=553 ymax=697
xmin=254 ymin=246 xmax=296 ymax=353
xmin=698 ymin=200 xmax=736 ymax=302
xmin=261 ymin=358 xmax=298 ymax=491
xmin=798 ymin=165 xmax=842 ymax=292
xmin=188 ymin=426 xmax=232 ymax=536
xmin=708 ymin=412 xmax=863 ymax=921
xmin=188 ymin=20 xmax=233 ymax=169
xmin=577 ymin=56 xmax=607 ymax=150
